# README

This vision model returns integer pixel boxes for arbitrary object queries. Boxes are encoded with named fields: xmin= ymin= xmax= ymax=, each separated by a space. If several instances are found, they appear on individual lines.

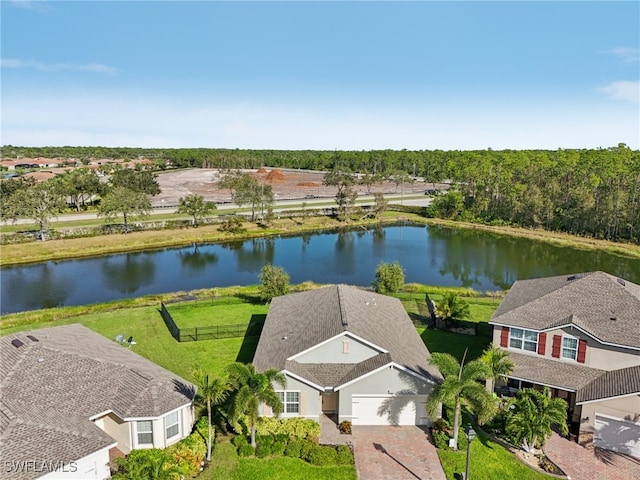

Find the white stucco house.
xmin=252 ymin=285 xmax=443 ymax=426
xmin=0 ymin=324 xmax=196 ymax=480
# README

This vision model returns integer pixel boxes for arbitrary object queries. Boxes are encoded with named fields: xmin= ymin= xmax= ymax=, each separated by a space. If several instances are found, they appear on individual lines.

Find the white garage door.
xmin=594 ymin=414 xmax=640 ymax=459
xmin=351 ymin=395 xmax=430 ymax=426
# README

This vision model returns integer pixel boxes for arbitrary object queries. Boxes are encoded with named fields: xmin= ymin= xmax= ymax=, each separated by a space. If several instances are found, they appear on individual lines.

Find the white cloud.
xmin=609 ymin=47 xmax=640 ymax=63
xmin=1 ymin=94 xmax=638 ymax=150
xmin=1 ymin=58 xmax=118 ymax=75
xmin=598 ymin=81 xmax=640 ymax=104
xmin=7 ymin=1 xmax=51 ymax=13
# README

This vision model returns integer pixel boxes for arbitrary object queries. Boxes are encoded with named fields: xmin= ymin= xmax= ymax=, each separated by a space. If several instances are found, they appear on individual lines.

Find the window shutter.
xmin=577 ymin=339 xmax=587 ymax=363
xmin=500 ymin=327 xmax=509 ymax=347
xmin=537 ymin=332 xmax=547 ymax=355
xmin=552 ymin=335 xmax=561 ymax=358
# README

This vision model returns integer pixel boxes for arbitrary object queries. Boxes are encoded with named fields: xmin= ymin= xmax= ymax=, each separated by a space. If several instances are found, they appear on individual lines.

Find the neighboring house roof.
xmin=506 ymin=351 xmax=605 ymax=392
xmin=253 ymin=285 xmax=442 ymax=387
xmin=0 ymin=324 xmax=195 ymax=480
xmin=576 ymin=365 xmax=640 ymax=404
xmin=489 ymin=271 xmax=640 ymax=349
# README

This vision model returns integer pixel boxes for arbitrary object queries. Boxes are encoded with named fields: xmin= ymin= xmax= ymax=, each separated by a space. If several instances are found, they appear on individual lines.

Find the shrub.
xmin=256 ymin=417 xmax=320 ymax=441
xmin=431 ymin=418 xmax=450 ymax=434
xmin=255 ymin=443 xmax=272 ymax=458
xmin=432 ymin=430 xmax=450 ymax=450
xmin=256 ymin=434 xmax=275 ymax=448
xmin=218 ymin=216 xmax=245 ymax=233
xmin=271 ymin=440 xmax=287 ymax=456
xmin=237 ymin=444 xmax=255 ymax=457
xmin=308 ymin=445 xmax=338 ymax=466
xmin=166 ymin=416 xmax=207 ymax=478
xmin=284 ymin=439 xmax=304 ymax=458
xmin=231 ymin=435 xmax=248 ymax=447
xmin=335 ymin=445 xmax=354 ymax=465
xmin=338 ymin=420 xmax=352 ymax=435
xmin=300 ymin=439 xmax=316 ymax=461
xmin=457 ymin=428 xmax=469 ymax=451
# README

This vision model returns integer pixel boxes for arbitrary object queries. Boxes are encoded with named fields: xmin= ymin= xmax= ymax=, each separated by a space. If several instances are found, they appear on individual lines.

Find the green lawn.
xmin=419 ymin=327 xmax=491 ymax=361
xmin=437 ymin=429 xmax=551 ymax=480
xmin=169 ymin=300 xmax=269 ymax=329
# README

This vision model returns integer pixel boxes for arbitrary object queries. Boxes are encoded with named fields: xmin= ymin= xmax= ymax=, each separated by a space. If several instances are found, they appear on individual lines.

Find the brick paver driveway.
xmin=546 ymin=433 xmax=640 ymax=480
xmin=352 ymin=426 xmax=446 ymax=480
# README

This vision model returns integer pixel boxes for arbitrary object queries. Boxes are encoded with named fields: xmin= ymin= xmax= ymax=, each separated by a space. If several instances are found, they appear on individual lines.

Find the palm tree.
xmin=506 ymin=386 xmax=568 ymax=453
xmin=480 ymin=344 xmax=514 ymax=393
xmin=113 ymin=449 xmax=181 ymax=480
xmin=436 ymin=293 xmax=471 ymax=321
xmin=193 ymin=367 xmax=231 ymax=461
xmin=225 ymin=362 xmax=286 ymax=448
xmin=426 ymin=349 xmax=496 ymax=450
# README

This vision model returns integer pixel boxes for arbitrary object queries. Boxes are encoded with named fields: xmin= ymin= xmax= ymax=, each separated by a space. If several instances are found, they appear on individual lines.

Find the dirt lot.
xmin=154 ymin=168 xmax=432 ymax=207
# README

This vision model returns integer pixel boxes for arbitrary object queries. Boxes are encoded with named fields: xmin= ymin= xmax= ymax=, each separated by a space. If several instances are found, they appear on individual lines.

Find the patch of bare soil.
xmin=514 ymin=449 xmax=566 ymax=476
xmin=265 ymin=168 xmax=287 ymax=184
xmin=297 ymin=181 xmax=320 ymax=187
xmin=256 ymin=167 xmax=268 ymax=173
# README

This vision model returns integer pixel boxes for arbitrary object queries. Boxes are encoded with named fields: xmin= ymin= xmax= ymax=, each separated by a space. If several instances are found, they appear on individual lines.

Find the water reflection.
xmin=101 ymin=252 xmax=156 ymax=295
xmin=1 ymin=223 xmax=638 ymax=314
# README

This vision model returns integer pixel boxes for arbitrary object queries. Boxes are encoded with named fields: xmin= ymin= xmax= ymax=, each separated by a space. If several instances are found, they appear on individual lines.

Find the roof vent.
xmin=26 ymin=335 xmax=39 ymax=342
xmin=11 ymin=339 xmax=24 ymax=348
xmin=617 ymin=278 xmax=626 ymax=286
xmin=610 ymin=310 xmax=617 ymax=321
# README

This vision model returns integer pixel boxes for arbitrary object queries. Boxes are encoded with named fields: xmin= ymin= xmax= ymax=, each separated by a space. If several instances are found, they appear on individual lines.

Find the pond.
xmin=1 ymin=223 xmax=638 ymax=314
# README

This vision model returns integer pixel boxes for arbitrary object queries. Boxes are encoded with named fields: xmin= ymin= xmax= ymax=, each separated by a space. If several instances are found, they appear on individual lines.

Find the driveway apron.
xmin=352 ymin=426 xmax=446 ymax=480
xmin=546 ymin=432 xmax=640 ymax=480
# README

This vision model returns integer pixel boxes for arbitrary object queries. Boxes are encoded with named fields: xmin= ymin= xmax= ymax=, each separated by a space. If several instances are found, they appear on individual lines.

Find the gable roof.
xmin=0 ymin=324 xmax=195 ymax=480
xmin=253 ymin=285 xmax=441 ymax=387
xmin=489 ymin=271 xmax=640 ymax=349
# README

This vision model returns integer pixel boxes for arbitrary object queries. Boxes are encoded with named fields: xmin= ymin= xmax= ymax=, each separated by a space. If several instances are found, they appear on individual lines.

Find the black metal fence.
xmin=159 ymin=302 xmax=265 ymax=342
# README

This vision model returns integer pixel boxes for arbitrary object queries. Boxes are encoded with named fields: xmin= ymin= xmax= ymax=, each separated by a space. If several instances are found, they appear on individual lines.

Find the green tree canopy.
xmin=436 ymin=293 xmax=471 ymax=321
xmin=192 ymin=367 xmax=231 ymax=461
xmin=427 ymin=350 xmax=496 ymax=450
xmin=258 ymin=264 xmax=290 ymax=302
xmin=225 ymin=362 xmax=286 ymax=448
xmin=480 ymin=345 xmax=514 ymax=394
xmin=372 ymin=261 xmax=405 ymax=294
xmin=98 ymin=186 xmax=152 ymax=233
xmin=506 ymin=386 xmax=568 ymax=452
xmin=110 ymin=168 xmax=160 ymax=195
xmin=177 ymin=194 xmax=216 ymax=227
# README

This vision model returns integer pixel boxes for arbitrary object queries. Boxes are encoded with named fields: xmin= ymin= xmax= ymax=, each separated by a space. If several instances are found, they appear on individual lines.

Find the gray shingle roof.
xmin=489 ymin=271 xmax=640 ymax=349
xmin=253 ymin=285 xmax=441 ymax=387
xmin=0 ymin=324 xmax=195 ymax=480
xmin=576 ymin=365 xmax=640 ymax=404
xmin=507 ymin=351 xmax=605 ymax=392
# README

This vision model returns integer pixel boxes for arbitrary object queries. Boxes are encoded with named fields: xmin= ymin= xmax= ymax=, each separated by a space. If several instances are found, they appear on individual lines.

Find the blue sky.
xmin=1 ymin=1 xmax=639 ymax=150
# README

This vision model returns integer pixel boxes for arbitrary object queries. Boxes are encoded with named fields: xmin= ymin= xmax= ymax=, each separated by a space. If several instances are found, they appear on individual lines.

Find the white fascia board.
xmin=576 ymin=391 xmax=640 ymax=406
xmin=123 ymin=401 xmax=192 ymax=422
xmin=281 ymin=370 xmax=325 ymax=391
xmin=89 ymin=409 xmax=115 ymax=421
xmin=593 ymin=412 xmax=640 ymax=426
xmin=391 ymin=362 xmax=439 ymax=385
xmin=334 ymin=363 xmax=393 ymax=391
xmin=287 ymin=331 xmax=387 ymax=361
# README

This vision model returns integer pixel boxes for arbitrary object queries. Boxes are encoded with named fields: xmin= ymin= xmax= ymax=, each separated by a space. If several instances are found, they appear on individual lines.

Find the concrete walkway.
xmin=546 ymin=432 xmax=640 ymax=480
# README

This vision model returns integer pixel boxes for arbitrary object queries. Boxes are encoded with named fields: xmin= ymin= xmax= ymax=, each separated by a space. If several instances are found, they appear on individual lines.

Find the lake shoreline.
xmin=1 ymin=212 xmax=639 ymax=267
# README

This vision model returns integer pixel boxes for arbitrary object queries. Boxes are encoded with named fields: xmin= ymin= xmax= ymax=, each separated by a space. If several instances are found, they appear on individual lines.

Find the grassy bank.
xmin=2 ymin=210 xmax=638 ymax=266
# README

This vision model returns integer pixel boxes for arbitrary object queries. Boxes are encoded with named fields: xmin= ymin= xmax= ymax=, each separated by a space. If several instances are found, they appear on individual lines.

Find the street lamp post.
xmin=464 ymin=426 xmax=476 ymax=480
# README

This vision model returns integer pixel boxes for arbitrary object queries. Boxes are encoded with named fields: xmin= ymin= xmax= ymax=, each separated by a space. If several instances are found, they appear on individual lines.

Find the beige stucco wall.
xmin=493 ymin=325 xmax=639 ymax=370
xmin=99 ymin=412 xmax=132 ymax=453
xmin=262 ymin=374 xmax=321 ymax=419
xmin=579 ymin=394 xmax=640 ymax=434
xmin=294 ymin=334 xmax=378 ymax=364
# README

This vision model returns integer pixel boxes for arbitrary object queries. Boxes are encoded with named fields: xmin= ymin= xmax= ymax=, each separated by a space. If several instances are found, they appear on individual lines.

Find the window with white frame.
xmin=509 ymin=328 xmax=538 ymax=352
xmin=137 ymin=420 xmax=153 ymax=445
xmin=561 ymin=336 xmax=578 ymax=360
xmin=277 ymin=391 xmax=300 ymax=414
xmin=165 ymin=411 xmax=180 ymax=439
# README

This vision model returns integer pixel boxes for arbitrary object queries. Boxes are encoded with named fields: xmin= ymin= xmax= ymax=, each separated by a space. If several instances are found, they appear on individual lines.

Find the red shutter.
xmin=538 ymin=332 xmax=547 ymax=355
xmin=500 ymin=327 xmax=509 ymax=347
xmin=552 ymin=335 xmax=561 ymax=358
xmin=577 ymin=339 xmax=587 ymax=363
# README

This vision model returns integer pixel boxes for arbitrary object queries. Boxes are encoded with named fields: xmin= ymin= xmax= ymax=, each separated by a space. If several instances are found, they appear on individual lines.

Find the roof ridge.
xmin=337 ymin=285 xmax=349 ymax=330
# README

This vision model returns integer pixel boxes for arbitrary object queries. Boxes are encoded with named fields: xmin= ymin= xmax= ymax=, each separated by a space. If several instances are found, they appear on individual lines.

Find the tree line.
xmin=2 ymin=144 xmax=638 ymax=242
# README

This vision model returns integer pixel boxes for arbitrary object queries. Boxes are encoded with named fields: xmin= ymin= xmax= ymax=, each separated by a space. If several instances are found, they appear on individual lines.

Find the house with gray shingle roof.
xmin=0 ymin=324 xmax=196 ymax=480
xmin=489 ymin=271 xmax=640 ymax=459
xmin=252 ymin=285 xmax=442 ymax=426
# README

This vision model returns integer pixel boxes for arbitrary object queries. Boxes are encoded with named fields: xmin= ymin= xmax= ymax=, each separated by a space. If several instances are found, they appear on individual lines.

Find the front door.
xmin=322 ymin=392 xmax=337 ymax=413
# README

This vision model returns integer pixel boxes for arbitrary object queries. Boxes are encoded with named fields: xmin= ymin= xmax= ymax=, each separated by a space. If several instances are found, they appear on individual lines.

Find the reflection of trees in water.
xmin=101 ymin=253 xmax=156 ymax=295
xmin=427 ymin=225 xmax=640 ymax=290
xmin=335 ymin=230 xmax=355 ymax=276
xmin=371 ymin=225 xmax=386 ymax=259
xmin=178 ymin=244 xmax=218 ymax=273
xmin=221 ymin=237 xmax=275 ymax=273
xmin=3 ymin=262 xmax=73 ymax=310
